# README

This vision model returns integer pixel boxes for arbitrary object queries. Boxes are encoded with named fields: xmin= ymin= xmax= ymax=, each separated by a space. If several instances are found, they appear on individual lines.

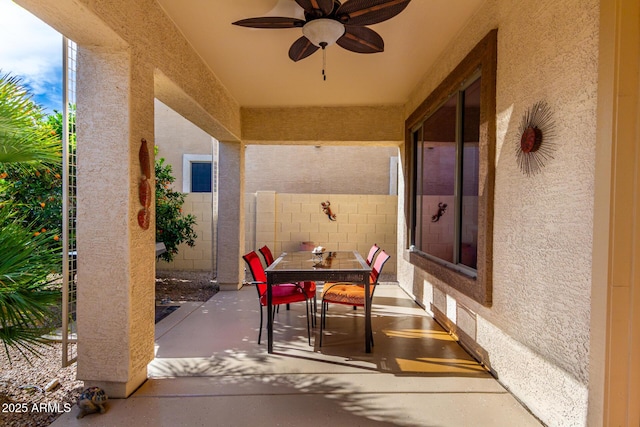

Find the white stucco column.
xmin=75 ymin=46 xmax=155 ymax=398
xmin=216 ymin=141 xmax=244 ymax=290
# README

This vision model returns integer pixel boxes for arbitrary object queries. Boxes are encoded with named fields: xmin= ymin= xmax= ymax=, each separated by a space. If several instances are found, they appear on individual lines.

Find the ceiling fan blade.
xmin=232 ymin=17 xmax=305 ymax=29
xmin=295 ymin=0 xmax=335 ymax=17
xmin=336 ymin=26 xmax=384 ymax=54
xmin=336 ymin=0 xmax=411 ymax=26
xmin=289 ymin=36 xmax=320 ymax=61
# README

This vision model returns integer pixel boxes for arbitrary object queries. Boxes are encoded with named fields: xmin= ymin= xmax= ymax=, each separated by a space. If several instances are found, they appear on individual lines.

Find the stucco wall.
xmin=242 ymin=105 xmax=404 ymax=143
xmin=15 ymin=0 xmax=242 ymax=395
xmin=245 ymin=145 xmax=398 ymax=194
xmin=154 ymin=100 xmax=215 ymax=187
xmin=155 ymin=99 xmax=215 ymax=271
xmin=398 ymin=0 xmax=599 ymax=424
xmin=19 ymin=0 xmax=605 ymax=417
xmin=18 ymin=0 xmax=241 ymax=143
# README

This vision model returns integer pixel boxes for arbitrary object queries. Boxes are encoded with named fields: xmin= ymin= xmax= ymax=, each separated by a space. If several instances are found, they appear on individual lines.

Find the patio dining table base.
xmin=265 ymin=251 xmax=372 ymax=353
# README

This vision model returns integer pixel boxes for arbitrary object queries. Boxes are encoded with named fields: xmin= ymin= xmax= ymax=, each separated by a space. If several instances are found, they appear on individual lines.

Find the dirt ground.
xmin=154 ymin=270 xmax=219 ymax=303
xmin=0 ymin=271 xmax=218 ymax=427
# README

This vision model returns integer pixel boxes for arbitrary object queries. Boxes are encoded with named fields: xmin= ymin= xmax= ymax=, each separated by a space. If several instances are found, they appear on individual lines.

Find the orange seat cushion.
xmin=322 ymin=283 xmax=374 ymax=306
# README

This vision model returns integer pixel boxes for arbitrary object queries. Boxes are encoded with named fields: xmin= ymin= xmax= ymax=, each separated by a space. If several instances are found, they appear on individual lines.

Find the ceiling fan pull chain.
xmin=322 ymin=47 xmax=327 ymax=81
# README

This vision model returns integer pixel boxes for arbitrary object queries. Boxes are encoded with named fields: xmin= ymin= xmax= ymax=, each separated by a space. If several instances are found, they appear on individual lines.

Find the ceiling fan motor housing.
xmin=302 ymin=18 xmax=345 ymax=47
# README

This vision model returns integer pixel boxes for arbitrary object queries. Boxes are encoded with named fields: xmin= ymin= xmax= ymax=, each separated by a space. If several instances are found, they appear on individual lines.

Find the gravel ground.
xmin=0 ymin=271 xmax=217 ymax=426
xmin=0 ymin=343 xmax=83 ymax=427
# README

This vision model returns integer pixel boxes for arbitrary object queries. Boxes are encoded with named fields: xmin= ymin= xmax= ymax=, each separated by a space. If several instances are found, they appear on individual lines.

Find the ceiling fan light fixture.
xmin=302 ymin=19 xmax=345 ymax=48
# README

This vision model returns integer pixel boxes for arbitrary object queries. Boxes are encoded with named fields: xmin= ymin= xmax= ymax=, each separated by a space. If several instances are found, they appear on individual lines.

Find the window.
xmin=182 ymin=154 xmax=215 ymax=193
xmin=405 ymin=30 xmax=496 ymax=305
xmin=413 ymin=76 xmax=480 ymax=271
xmin=191 ymin=162 xmax=212 ymax=192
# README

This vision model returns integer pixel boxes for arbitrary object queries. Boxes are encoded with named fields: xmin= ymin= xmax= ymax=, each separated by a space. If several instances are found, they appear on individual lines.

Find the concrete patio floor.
xmin=52 ymin=283 xmax=543 ymax=426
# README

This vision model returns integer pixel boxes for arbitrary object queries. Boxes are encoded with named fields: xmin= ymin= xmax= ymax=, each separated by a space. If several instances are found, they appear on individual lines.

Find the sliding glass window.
xmin=413 ymin=75 xmax=481 ymax=272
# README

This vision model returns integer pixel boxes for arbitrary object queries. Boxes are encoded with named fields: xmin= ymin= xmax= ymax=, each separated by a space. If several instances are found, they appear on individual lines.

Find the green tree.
xmin=155 ymin=155 xmax=197 ymax=262
xmin=0 ymin=107 xmax=75 ymax=251
xmin=0 ymin=73 xmax=61 ymax=361
xmin=0 ymin=73 xmax=60 ymax=166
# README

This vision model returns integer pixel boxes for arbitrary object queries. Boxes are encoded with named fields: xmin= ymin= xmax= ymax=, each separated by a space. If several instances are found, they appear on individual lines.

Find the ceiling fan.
xmin=232 ymin=0 xmax=411 ymax=78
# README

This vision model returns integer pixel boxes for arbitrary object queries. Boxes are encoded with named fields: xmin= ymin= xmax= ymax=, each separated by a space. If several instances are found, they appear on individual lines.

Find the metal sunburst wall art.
xmin=516 ymin=101 xmax=556 ymax=176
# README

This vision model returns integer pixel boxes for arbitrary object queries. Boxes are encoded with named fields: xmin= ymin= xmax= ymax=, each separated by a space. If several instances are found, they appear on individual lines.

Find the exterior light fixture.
xmin=302 ymin=19 xmax=345 ymax=48
xmin=301 ymin=19 xmax=345 ymax=81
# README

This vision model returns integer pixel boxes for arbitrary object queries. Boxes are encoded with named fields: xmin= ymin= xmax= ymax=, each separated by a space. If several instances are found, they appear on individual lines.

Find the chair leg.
xmin=305 ymin=299 xmax=311 ymax=346
xmin=369 ymin=317 xmax=374 ymax=348
xmin=310 ymin=296 xmax=317 ymax=328
xmin=368 ymin=302 xmax=374 ymax=347
xmin=258 ymin=305 xmax=263 ymax=344
xmin=309 ymin=304 xmax=315 ymax=328
xmin=322 ymin=301 xmax=328 ymax=328
xmin=319 ymin=300 xmax=325 ymax=347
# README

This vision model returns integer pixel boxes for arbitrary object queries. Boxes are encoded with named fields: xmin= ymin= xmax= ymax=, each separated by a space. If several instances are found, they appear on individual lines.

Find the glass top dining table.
xmin=265 ymin=251 xmax=373 ymax=353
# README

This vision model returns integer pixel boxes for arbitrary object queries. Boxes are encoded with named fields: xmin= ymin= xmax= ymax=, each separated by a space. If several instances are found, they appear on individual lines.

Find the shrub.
xmin=155 ymin=156 xmax=197 ymax=262
xmin=0 ymin=205 xmax=60 ymax=361
xmin=0 ymin=73 xmax=62 ymax=360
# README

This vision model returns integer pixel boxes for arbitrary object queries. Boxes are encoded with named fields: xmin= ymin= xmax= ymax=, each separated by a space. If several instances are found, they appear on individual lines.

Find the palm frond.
xmin=0 ymin=325 xmax=52 ymax=364
xmin=0 ymin=205 xmax=60 ymax=360
xmin=0 ymin=72 xmax=61 ymax=166
xmin=0 ymin=71 xmax=62 ymax=362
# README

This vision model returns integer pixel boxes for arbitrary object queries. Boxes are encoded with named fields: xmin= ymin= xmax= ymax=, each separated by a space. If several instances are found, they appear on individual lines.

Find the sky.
xmin=0 ymin=0 xmax=63 ymax=114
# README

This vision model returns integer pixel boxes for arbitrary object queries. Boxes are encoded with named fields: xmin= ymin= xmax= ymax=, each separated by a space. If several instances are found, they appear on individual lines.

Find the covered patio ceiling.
xmin=156 ymin=0 xmax=485 ymax=108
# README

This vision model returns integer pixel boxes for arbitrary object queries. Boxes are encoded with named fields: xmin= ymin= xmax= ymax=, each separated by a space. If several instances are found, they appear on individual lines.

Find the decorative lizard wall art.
xmin=321 ymin=201 xmax=336 ymax=221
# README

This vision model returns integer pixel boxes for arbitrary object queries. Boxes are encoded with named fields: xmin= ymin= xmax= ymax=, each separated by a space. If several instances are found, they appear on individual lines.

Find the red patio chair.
xmin=325 ymin=243 xmax=380 ymax=312
xmin=258 ymin=245 xmax=275 ymax=266
xmin=319 ymin=250 xmax=391 ymax=347
xmin=365 ymin=243 xmax=381 ymax=266
xmin=259 ymin=245 xmax=317 ymax=325
xmin=243 ymin=250 xmax=312 ymax=345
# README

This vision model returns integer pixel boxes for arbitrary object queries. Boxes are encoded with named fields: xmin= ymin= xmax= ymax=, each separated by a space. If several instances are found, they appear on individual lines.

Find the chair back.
xmin=243 ymin=251 xmax=267 ymax=296
xmin=366 ymin=244 xmax=380 ymax=265
xmin=258 ymin=245 xmax=275 ymax=266
xmin=370 ymin=250 xmax=390 ymax=284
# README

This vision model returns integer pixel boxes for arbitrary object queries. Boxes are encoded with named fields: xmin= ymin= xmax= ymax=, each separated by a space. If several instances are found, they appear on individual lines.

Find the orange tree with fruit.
xmin=0 ymin=103 xmax=72 ymax=251
xmin=0 ymin=73 xmax=61 ymax=360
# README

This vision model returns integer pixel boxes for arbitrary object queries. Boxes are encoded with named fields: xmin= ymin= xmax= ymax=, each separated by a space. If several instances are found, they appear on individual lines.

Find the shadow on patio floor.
xmin=52 ymin=284 xmax=542 ymax=427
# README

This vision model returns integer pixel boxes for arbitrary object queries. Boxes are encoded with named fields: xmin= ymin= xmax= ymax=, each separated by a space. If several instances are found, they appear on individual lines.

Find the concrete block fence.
xmin=157 ymin=192 xmax=214 ymax=271
xmin=246 ymin=192 xmax=398 ymax=278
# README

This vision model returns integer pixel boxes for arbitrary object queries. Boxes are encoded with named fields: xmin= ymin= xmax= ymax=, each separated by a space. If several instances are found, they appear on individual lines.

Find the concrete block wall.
xmin=157 ymin=192 xmax=213 ymax=271
xmin=248 ymin=192 xmax=397 ymax=278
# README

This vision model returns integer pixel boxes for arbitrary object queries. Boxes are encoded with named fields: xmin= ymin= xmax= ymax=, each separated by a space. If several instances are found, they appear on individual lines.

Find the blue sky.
xmin=0 ymin=0 xmax=62 ymax=114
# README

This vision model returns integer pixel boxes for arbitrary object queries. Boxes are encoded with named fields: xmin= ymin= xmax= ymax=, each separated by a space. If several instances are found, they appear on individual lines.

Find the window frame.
xmin=182 ymin=154 xmax=214 ymax=193
xmin=404 ymin=29 xmax=497 ymax=306
xmin=412 ymin=72 xmax=481 ymax=276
